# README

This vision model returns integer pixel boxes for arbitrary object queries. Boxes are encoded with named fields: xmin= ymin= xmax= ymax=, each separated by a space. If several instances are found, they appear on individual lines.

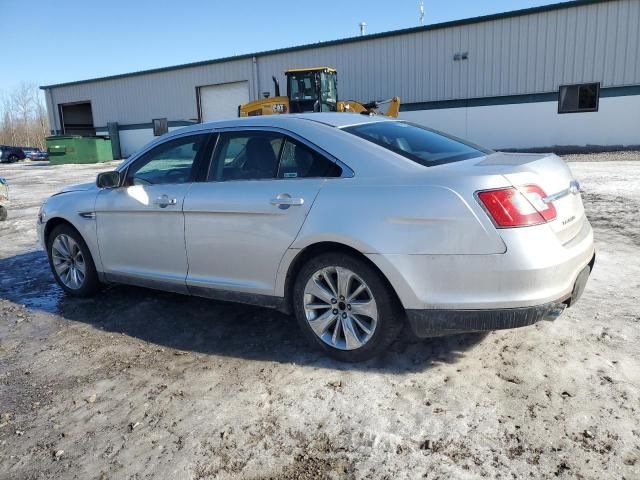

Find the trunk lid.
xmin=476 ymin=152 xmax=585 ymax=243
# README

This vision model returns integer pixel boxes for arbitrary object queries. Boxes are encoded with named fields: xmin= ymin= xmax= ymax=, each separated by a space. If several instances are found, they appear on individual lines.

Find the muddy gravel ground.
xmin=0 ymin=155 xmax=639 ymax=480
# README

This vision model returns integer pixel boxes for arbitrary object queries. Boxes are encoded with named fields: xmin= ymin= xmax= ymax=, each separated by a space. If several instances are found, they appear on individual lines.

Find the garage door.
xmin=199 ymin=81 xmax=250 ymax=122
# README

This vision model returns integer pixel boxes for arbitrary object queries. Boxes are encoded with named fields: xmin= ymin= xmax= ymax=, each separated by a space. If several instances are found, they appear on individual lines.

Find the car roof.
xmin=124 ymin=112 xmax=426 ymax=179
xmin=185 ymin=112 xmax=395 ymax=133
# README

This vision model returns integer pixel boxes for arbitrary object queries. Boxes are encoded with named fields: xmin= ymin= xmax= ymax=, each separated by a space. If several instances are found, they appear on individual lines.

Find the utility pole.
xmin=419 ymin=0 xmax=425 ymax=25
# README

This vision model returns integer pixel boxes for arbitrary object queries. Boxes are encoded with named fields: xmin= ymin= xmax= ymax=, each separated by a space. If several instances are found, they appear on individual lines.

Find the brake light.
xmin=477 ymin=185 xmax=557 ymax=228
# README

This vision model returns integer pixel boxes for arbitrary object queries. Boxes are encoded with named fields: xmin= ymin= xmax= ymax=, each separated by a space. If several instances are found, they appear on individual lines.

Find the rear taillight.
xmin=476 ymin=185 xmax=556 ymax=228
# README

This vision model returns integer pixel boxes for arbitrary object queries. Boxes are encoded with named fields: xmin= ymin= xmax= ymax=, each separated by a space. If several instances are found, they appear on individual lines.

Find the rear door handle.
xmin=270 ymin=193 xmax=304 ymax=209
xmin=153 ymin=194 xmax=178 ymax=208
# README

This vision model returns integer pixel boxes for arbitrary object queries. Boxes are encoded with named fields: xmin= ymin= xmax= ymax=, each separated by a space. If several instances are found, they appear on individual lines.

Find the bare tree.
xmin=0 ymin=83 xmax=50 ymax=149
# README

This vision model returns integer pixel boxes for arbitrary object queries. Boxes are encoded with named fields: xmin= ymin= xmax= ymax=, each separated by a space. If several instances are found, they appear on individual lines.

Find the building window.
xmin=558 ymin=83 xmax=600 ymax=114
xmin=153 ymin=118 xmax=168 ymax=136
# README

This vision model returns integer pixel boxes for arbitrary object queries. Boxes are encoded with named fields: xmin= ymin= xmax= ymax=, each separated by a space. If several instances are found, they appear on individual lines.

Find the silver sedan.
xmin=38 ymin=113 xmax=595 ymax=361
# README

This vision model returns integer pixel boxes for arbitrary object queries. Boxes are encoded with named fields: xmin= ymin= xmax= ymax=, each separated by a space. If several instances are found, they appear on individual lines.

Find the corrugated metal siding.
xmin=256 ymin=0 xmax=639 ymax=105
xmin=49 ymin=58 xmax=254 ymax=129
xmin=47 ymin=0 xmax=639 ymax=129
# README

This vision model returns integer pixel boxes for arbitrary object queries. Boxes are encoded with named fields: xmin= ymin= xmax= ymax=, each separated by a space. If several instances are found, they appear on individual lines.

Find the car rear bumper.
xmin=406 ymin=256 xmax=593 ymax=337
xmin=406 ymin=302 xmax=565 ymax=337
xmin=368 ymin=218 xmax=595 ymax=310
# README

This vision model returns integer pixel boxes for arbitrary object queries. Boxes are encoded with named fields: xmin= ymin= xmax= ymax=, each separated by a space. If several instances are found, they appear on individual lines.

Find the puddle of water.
xmin=0 ymin=250 xmax=64 ymax=314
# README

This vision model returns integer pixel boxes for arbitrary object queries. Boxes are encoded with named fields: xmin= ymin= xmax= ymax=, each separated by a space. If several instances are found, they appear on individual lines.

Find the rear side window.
xmin=210 ymin=131 xmax=342 ymax=181
xmin=278 ymin=139 xmax=342 ymax=178
xmin=343 ymin=122 xmax=491 ymax=167
xmin=211 ymin=132 xmax=284 ymax=181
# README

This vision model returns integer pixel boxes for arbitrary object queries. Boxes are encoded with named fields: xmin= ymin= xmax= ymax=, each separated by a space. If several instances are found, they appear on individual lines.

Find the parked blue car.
xmin=0 ymin=145 xmax=26 ymax=163
xmin=25 ymin=148 xmax=49 ymax=160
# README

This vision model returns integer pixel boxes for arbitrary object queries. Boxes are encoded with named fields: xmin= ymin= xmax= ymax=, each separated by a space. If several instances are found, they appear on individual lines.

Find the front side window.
xmin=127 ymin=134 xmax=207 ymax=186
xmin=278 ymin=139 xmax=342 ymax=178
xmin=343 ymin=121 xmax=491 ymax=167
xmin=558 ymin=83 xmax=600 ymax=113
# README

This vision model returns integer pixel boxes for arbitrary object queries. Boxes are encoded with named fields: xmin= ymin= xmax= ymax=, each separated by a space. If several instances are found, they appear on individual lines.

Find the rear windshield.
xmin=343 ymin=121 xmax=492 ymax=167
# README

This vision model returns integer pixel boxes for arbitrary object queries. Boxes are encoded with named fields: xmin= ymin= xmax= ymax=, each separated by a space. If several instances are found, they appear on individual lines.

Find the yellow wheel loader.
xmin=238 ymin=67 xmax=400 ymax=118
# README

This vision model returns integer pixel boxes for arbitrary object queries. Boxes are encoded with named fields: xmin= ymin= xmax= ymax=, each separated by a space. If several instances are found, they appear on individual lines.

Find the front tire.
xmin=7 ymin=154 xmax=18 ymax=163
xmin=293 ymin=252 xmax=403 ymax=362
xmin=0 ymin=206 xmax=6 ymax=221
xmin=47 ymin=224 xmax=101 ymax=296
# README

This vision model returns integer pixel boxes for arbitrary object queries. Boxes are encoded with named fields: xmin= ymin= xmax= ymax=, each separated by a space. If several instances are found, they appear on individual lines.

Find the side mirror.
xmin=96 ymin=171 xmax=121 ymax=189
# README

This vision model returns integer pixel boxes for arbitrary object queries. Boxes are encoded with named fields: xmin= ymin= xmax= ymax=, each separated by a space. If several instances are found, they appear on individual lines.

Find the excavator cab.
xmin=286 ymin=68 xmax=338 ymax=113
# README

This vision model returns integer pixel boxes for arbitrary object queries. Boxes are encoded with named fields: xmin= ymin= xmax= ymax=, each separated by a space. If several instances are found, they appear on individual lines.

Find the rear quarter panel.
xmin=291 ymin=176 xmax=507 ymax=255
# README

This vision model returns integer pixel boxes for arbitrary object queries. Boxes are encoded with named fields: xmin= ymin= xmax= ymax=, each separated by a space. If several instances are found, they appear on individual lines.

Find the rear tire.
xmin=47 ymin=224 xmax=101 ymax=297
xmin=293 ymin=252 xmax=403 ymax=362
xmin=7 ymin=154 xmax=18 ymax=163
xmin=0 ymin=206 xmax=6 ymax=221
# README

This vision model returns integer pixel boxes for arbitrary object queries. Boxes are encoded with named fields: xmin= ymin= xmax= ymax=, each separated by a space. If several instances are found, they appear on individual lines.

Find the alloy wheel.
xmin=303 ymin=266 xmax=378 ymax=350
xmin=51 ymin=234 xmax=86 ymax=290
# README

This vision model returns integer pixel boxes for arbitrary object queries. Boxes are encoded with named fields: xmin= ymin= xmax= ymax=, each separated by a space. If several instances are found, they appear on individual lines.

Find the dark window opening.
xmin=59 ymin=102 xmax=95 ymax=136
xmin=153 ymin=118 xmax=169 ymax=136
xmin=558 ymin=83 xmax=600 ymax=114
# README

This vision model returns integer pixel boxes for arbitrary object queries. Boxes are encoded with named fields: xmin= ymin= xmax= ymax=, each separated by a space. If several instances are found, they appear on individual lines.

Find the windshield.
xmin=343 ymin=121 xmax=492 ymax=166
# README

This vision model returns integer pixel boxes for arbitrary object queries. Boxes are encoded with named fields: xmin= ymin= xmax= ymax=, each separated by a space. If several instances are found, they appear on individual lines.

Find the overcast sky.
xmin=2 ymin=0 xmax=558 ymax=93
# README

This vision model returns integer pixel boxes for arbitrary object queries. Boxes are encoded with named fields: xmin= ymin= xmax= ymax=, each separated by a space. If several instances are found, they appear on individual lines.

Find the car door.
xmin=95 ymin=132 xmax=211 ymax=293
xmin=183 ymin=129 xmax=344 ymax=297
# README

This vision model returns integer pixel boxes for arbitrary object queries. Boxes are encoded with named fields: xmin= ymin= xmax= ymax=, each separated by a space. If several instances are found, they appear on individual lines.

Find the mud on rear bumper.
xmin=406 ymin=253 xmax=595 ymax=338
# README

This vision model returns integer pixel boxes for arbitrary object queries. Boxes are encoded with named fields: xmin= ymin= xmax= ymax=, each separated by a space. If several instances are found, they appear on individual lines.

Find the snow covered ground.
xmin=0 ymin=155 xmax=638 ymax=479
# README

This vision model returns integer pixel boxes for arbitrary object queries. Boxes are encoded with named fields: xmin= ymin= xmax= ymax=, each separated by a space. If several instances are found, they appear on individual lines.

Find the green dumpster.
xmin=46 ymin=136 xmax=114 ymax=165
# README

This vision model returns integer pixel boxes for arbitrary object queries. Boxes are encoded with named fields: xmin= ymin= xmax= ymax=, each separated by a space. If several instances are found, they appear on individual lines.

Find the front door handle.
xmin=270 ymin=193 xmax=304 ymax=209
xmin=153 ymin=194 xmax=178 ymax=208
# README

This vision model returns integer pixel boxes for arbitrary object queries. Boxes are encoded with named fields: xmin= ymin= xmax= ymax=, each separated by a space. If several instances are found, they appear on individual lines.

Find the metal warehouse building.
xmin=41 ymin=0 xmax=640 ymax=158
